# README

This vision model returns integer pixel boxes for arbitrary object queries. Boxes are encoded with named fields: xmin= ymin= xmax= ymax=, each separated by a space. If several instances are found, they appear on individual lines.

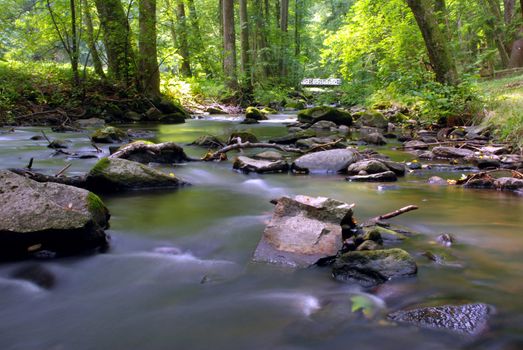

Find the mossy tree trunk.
xmin=239 ymin=0 xmax=251 ymax=87
xmin=94 ymin=0 xmax=135 ymax=87
xmin=405 ymin=0 xmax=459 ymax=85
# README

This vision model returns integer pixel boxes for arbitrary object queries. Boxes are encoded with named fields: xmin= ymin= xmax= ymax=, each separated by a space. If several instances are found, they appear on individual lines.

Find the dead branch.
xmin=363 ymin=205 xmax=419 ymax=226
xmin=55 ymin=163 xmax=72 ymax=177
xmin=8 ymin=169 xmax=88 ymax=188
xmin=202 ymin=140 xmax=303 ymax=161
xmin=305 ymin=138 xmax=345 ymax=154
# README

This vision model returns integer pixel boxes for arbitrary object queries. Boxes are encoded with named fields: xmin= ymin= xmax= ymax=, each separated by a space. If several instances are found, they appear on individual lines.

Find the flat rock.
xmin=0 ymin=170 xmax=110 ymax=260
xmin=404 ymin=140 xmax=429 ymax=150
xmin=432 ymin=146 xmax=474 ymax=159
xmin=332 ymin=248 xmax=417 ymax=287
xmin=110 ymin=141 xmax=190 ymax=164
xmin=388 ymin=303 xmax=491 ymax=336
xmin=254 ymin=151 xmax=284 ymax=161
xmin=233 ymin=156 xmax=289 ymax=174
xmin=253 ymin=195 xmax=354 ymax=267
xmin=347 ymin=171 xmax=397 ymax=182
xmin=86 ymin=158 xmax=189 ymax=192
xmin=292 ymin=149 xmax=360 ymax=173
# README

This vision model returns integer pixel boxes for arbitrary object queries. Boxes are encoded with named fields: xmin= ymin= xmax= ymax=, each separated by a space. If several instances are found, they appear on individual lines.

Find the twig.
xmin=41 ymin=130 xmax=52 ymax=145
xmin=377 ymin=205 xmax=419 ymax=220
xmin=91 ymin=142 xmax=103 ymax=153
xmin=55 ymin=163 xmax=72 ymax=177
xmin=26 ymin=158 xmax=34 ymax=170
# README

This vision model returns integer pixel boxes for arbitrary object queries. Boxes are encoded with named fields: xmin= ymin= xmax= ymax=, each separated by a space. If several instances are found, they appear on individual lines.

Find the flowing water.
xmin=0 ymin=116 xmax=522 ymax=350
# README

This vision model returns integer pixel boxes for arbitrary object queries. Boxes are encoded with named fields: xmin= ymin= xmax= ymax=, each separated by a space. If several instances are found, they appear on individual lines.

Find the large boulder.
xmin=86 ymin=158 xmax=189 ymax=192
xmin=0 ymin=170 xmax=110 ymax=260
xmin=233 ymin=156 xmax=289 ymax=174
xmin=253 ymin=195 xmax=354 ymax=267
xmin=91 ymin=126 xmax=128 ymax=143
xmin=388 ymin=303 xmax=491 ymax=336
xmin=110 ymin=141 xmax=190 ymax=164
xmin=298 ymin=106 xmax=353 ymax=126
xmin=292 ymin=149 xmax=360 ymax=173
xmin=332 ymin=248 xmax=417 ymax=287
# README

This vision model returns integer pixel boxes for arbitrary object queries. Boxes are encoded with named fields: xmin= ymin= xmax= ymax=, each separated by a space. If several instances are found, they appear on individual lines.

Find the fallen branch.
xmin=363 ymin=205 xmax=419 ymax=226
xmin=305 ymin=138 xmax=345 ymax=154
xmin=8 ymin=169 xmax=88 ymax=188
xmin=55 ymin=163 xmax=72 ymax=177
xmin=202 ymin=140 xmax=303 ymax=161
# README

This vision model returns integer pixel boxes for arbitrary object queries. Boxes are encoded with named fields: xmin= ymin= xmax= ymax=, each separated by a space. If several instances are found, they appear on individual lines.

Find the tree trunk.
xmin=254 ymin=0 xmax=270 ymax=79
xmin=280 ymin=0 xmax=289 ymax=77
xmin=294 ymin=0 xmax=301 ymax=57
xmin=186 ymin=0 xmax=211 ymax=75
xmin=239 ymin=0 xmax=251 ymax=86
xmin=81 ymin=0 xmax=105 ymax=79
xmin=176 ymin=0 xmax=192 ymax=77
xmin=504 ymin=0 xmax=515 ymax=24
xmin=94 ymin=0 xmax=135 ymax=86
xmin=222 ymin=0 xmax=238 ymax=90
xmin=70 ymin=0 xmax=80 ymax=85
xmin=483 ymin=0 xmax=511 ymax=67
xmin=138 ymin=0 xmax=160 ymax=96
xmin=405 ymin=0 xmax=459 ymax=85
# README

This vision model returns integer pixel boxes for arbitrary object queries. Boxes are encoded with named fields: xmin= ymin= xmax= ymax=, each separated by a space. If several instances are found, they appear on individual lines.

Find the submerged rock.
xmin=292 ymin=149 xmax=360 ymax=173
xmin=332 ymin=248 xmax=417 ymax=287
xmin=86 ymin=158 xmax=188 ymax=192
xmin=91 ymin=126 xmax=128 ymax=144
xmin=388 ymin=303 xmax=491 ymax=336
xmin=0 ymin=170 xmax=110 ymax=260
xmin=298 ymin=106 xmax=353 ymax=126
xmin=110 ymin=141 xmax=190 ymax=164
xmin=10 ymin=264 xmax=56 ymax=289
xmin=233 ymin=156 xmax=289 ymax=174
xmin=253 ymin=195 xmax=354 ymax=267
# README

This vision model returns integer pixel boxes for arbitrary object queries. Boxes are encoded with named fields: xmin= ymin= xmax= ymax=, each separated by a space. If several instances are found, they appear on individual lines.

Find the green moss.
xmin=260 ymin=107 xmax=278 ymax=115
xmin=87 ymin=192 xmax=106 ymax=213
xmin=363 ymin=225 xmax=406 ymax=242
xmin=245 ymin=107 xmax=267 ymax=121
xmin=90 ymin=158 xmax=111 ymax=176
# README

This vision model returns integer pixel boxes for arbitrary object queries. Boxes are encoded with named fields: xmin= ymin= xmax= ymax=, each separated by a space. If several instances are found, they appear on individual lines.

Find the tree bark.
xmin=239 ymin=0 xmax=251 ymax=84
xmin=138 ymin=0 xmax=160 ymax=96
xmin=70 ymin=0 xmax=80 ymax=85
xmin=81 ymin=0 xmax=105 ymax=79
xmin=280 ymin=0 xmax=289 ymax=77
xmin=94 ymin=0 xmax=135 ymax=86
xmin=254 ymin=0 xmax=270 ymax=79
xmin=222 ymin=0 xmax=238 ymax=90
xmin=483 ymin=0 xmax=511 ymax=67
xmin=405 ymin=0 xmax=459 ymax=85
xmin=176 ymin=0 xmax=192 ymax=77
xmin=504 ymin=0 xmax=515 ymax=24
xmin=186 ymin=0 xmax=211 ymax=75
xmin=294 ymin=0 xmax=301 ymax=57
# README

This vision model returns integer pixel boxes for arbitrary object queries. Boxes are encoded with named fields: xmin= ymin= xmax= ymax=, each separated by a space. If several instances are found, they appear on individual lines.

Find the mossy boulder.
xmin=227 ymin=131 xmax=258 ymax=144
xmin=245 ymin=107 xmax=268 ymax=121
xmin=297 ymin=106 xmax=352 ymax=126
xmin=260 ymin=107 xmax=278 ymax=115
xmin=353 ymin=110 xmax=388 ymax=129
xmin=157 ymin=98 xmax=191 ymax=118
xmin=206 ymin=106 xmax=227 ymax=115
xmin=86 ymin=158 xmax=189 ymax=192
xmin=91 ymin=126 xmax=128 ymax=144
xmin=0 ymin=170 xmax=110 ymax=260
xmin=362 ymin=225 xmax=407 ymax=242
xmin=332 ymin=248 xmax=417 ymax=287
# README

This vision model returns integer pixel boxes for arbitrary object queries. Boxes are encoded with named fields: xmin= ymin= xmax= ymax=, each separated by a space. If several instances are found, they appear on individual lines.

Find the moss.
xmin=260 ymin=107 xmax=278 ymax=115
xmin=90 ymin=158 xmax=111 ymax=176
xmin=86 ymin=192 xmax=106 ymax=213
xmin=245 ymin=107 xmax=267 ymax=121
xmin=363 ymin=225 xmax=407 ymax=241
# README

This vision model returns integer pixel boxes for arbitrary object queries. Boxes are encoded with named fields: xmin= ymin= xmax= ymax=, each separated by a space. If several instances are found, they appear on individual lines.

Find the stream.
xmin=1 ymin=115 xmax=522 ymax=350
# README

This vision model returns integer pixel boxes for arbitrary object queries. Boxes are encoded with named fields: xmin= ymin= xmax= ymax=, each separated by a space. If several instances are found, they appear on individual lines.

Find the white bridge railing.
xmin=300 ymin=78 xmax=342 ymax=87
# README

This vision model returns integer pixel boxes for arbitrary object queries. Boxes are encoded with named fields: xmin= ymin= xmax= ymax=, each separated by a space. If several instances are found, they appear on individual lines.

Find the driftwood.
xmin=363 ymin=205 xmax=419 ymax=226
xmin=202 ymin=139 xmax=303 ymax=161
xmin=8 ymin=169 xmax=88 ymax=188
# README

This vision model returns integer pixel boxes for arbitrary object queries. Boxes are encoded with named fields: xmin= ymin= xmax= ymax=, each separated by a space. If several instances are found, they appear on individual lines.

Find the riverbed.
xmin=1 ymin=116 xmax=522 ymax=349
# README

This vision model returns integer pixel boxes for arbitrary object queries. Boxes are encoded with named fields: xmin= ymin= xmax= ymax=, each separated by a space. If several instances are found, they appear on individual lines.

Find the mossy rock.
xmin=297 ymin=106 xmax=352 ymax=126
xmin=363 ymin=225 xmax=407 ymax=242
xmin=332 ymin=248 xmax=417 ymax=287
xmin=158 ymin=98 xmax=191 ymax=118
xmin=353 ymin=110 xmax=388 ymax=129
xmin=190 ymin=135 xmax=225 ymax=148
xmin=0 ymin=170 xmax=110 ymax=260
xmin=260 ymin=107 xmax=278 ymax=115
xmin=245 ymin=107 xmax=268 ymax=121
xmin=91 ymin=126 xmax=128 ymax=144
xmin=285 ymin=99 xmax=306 ymax=110
xmin=86 ymin=158 xmax=189 ymax=192
xmin=158 ymin=112 xmax=187 ymax=124
xmin=228 ymin=131 xmax=258 ymax=144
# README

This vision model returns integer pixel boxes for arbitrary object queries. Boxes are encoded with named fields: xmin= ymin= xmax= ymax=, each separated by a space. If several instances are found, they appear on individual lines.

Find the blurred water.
xmin=0 ymin=118 xmax=522 ymax=350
